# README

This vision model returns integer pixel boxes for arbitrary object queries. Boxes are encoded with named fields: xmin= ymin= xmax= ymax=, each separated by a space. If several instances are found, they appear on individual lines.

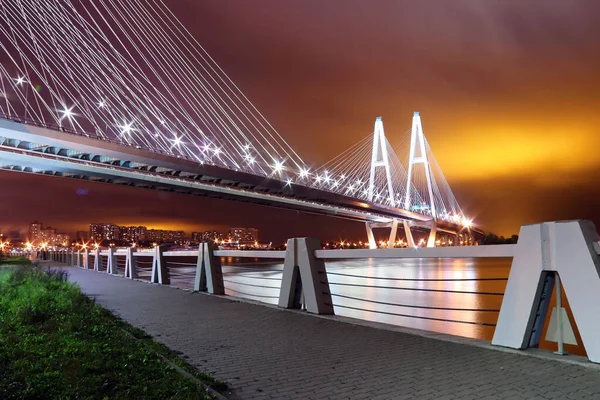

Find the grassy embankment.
xmin=0 ymin=258 xmax=227 ymax=399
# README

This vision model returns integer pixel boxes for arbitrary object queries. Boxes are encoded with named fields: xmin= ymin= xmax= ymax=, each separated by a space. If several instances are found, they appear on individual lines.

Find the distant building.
xmin=29 ymin=221 xmax=43 ymax=244
xmin=230 ymin=227 xmax=259 ymax=245
xmin=119 ymin=226 xmax=147 ymax=244
xmin=143 ymin=229 xmax=185 ymax=244
xmin=191 ymin=230 xmax=222 ymax=243
xmin=89 ymin=223 xmax=120 ymax=242
xmin=41 ymin=226 xmax=56 ymax=245
xmin=55 ymin=233 xmax=71 ymax=246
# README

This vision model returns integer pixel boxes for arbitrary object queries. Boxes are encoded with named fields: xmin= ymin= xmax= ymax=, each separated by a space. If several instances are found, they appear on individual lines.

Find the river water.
xmin=122 ymin=256 xmax=512 ymax=341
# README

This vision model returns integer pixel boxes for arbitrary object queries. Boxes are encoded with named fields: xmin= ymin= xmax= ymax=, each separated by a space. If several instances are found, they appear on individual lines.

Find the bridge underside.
xmin=0 ymin=118 xmax=451 ymax=225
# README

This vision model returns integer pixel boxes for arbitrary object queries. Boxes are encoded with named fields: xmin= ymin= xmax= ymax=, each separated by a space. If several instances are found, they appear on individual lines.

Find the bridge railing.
xmin=48 ymin=220 xmax=600 ymax=363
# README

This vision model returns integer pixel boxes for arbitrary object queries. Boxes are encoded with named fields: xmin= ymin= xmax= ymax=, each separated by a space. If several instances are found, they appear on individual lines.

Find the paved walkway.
xmin=63 ymin=266 xmax=600 ymax=400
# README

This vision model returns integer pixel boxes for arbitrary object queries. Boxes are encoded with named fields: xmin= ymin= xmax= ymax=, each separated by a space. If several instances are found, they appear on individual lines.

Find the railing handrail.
xmin=314 ymin=244 xmax=515 ymax=259
xmin=214 ymin=250 xmax=286 ymax=259
xmin=51 ymin=240 xmax=600 ymax=259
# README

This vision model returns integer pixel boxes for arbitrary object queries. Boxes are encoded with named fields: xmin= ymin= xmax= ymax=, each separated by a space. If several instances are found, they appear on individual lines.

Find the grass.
xmin=0 ymin=264 xmax=227 ymax=399
xmin=0 ymin=256 xmax=33 ymax=266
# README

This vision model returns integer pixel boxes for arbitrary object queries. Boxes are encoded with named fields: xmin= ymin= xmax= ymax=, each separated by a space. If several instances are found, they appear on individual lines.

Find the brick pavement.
xmin=64 ymin=266 xmax=600 ymax=400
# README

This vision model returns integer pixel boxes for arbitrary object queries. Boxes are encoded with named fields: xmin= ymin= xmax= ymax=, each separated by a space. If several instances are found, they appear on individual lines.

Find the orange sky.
xmin=1 ymin=0 xmax=600 ymax=239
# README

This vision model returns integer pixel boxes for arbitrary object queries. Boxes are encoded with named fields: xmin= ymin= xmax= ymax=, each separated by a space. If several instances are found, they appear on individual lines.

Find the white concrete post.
xmin=194 ymin=243 xmax=225 ymax=294
xmin=76 ymin=250 xmax=81 ymax=267
xmin=124 ymin=247 xmax=138 ymax=279
xmin=150 ymin=245 xmax=170 ymax=284
xmin=278 ymin=237 xmax=334 ymax=315
xmin=83 ymin=249 xmax=89 ymax=269
xmin=492 ymin=220 xmax=600 ymax=363
xmin=93 ymin=249 xmax=100 ymax=271
xmin=106 ymin=247 xmax=118 ymax=274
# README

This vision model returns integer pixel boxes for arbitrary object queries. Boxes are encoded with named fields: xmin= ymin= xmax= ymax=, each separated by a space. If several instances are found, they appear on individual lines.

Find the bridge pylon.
xmin=404 ymin=111 xmax=438 ymax=247
xmin=368 ymin=117 xmax=395 ymax=205
xmin=404 ymin=112 xmax=436 ymax=220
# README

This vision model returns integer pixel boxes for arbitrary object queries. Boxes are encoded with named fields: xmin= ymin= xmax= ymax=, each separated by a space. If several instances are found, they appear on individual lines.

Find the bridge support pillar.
xmin=83 ymin=249 xmax=90 ymax=269
xmin=426 ymin=222 xmax=437 ymax=248
xmin=150 ymin=245 xmax=170 ymax=284
xmin=124 ymin=247 xmax=138 ymax=279
xmin=492 ymin=220 xmax=600 ymax=363
xmin=388 ymin=219 xmax=399 ymax=248
xmin=402 ymin=221 xmax=416 ymax=249
xmin=366 ymin=219 xmax=401 ymax=249
xmin=194 ymin=243 xmax=224 ymax=294
xmin=76 ymin=250 xmax=81 ymax=267
xmin=278 ymin=237 xmax=334 ymax=315
xmin=365 ymin=223 xmax=377 ymax=249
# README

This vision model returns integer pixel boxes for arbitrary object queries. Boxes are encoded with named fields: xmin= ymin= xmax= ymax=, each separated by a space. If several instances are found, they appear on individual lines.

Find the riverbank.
xmin=0 ymin=263 xmax=226 ymax=399
xmin=65 ymin=263 xmax=600 ymax=400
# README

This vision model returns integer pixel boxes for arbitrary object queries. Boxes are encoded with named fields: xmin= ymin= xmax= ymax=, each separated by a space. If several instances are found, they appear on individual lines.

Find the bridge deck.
xmin=65 ymin=265 xmax=600 ymax=400
xmin=0 ymin=117 xmax=442 ymax=225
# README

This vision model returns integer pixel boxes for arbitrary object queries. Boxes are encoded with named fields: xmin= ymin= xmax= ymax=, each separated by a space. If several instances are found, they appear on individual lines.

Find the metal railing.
xmin=44 ymin=228 xmax=600 ymax=364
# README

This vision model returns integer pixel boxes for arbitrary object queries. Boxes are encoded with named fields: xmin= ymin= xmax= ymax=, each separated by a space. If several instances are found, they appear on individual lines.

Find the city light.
xmin=285 ymin=178 xmax=293 ymax=186
xmin=15 ymin=76 xmax=26 ymax=85
xmin=172 ymin=135 xmax=182 ymax=146
xmin=98 ymin=100 xmax=106 ymax=108
xmin=462 ymin=217 xmax=473 ymax=228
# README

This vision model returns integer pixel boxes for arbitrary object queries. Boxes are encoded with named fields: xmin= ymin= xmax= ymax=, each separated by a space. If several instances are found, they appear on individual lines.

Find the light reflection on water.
xmin=151 ymin=256 xmax=511 ymax=341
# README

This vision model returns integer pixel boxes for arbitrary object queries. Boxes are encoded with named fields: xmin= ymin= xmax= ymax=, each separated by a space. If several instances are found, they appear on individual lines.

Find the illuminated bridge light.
xmin=58 ymin=105 xmax=75 ymax=121
xmin=299 ymin=167 xmax=310 ymax=178
xmin=97 ymin=100 xmax=106 ymax=108
xmin=120 ymin=121 xmax=134 ymax=135
xmin=15 ymin=76 xmax=26 ymax=85
xmin=272 ymin=160 xmax=284 ymax=173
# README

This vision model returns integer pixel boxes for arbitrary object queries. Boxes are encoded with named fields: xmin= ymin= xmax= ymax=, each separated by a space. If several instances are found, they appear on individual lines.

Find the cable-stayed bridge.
xmin=0 ymin=0 xmax=475 ymax=248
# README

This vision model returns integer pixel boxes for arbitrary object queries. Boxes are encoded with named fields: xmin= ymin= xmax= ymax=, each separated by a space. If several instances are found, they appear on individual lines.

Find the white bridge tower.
xmin=365 ymin=117 xmax=403 ymax=249
xmin=404 ymin=112 xmax=437 ymax=247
